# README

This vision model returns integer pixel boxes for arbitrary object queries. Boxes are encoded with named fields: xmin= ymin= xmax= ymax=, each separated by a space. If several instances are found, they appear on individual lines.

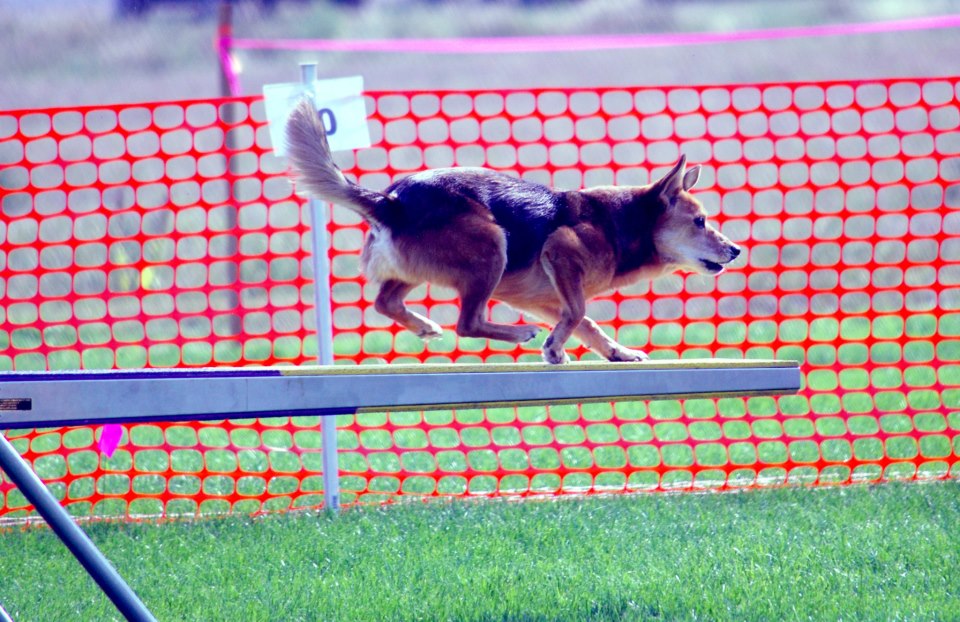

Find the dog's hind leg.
xmin=374 ymin=279 xmax=443 ymax=340
xmin=455 ymin=276 xmax=541 ymax=344
xmin=404 ymin=212 xmax=539 ymax=345
xmin=450 ymin=239 xmax=539 ymax=344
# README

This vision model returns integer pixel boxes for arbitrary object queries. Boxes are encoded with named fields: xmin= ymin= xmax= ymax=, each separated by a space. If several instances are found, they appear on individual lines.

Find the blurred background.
xmin=1 ymin=0 xmax=959 ymax=110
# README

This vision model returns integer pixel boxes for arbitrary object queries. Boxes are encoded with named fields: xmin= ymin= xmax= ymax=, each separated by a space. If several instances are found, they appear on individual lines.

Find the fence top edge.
xmin=3 ymin=75 xmax=958 ymax=117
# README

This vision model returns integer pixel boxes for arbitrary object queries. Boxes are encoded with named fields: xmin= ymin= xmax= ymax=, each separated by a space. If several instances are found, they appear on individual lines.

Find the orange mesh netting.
xmin=0 ymin=78 xmax=958 ymax=519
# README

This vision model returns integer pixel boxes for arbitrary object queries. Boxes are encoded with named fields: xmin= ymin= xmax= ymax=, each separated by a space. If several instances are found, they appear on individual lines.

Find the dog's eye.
xmin=694 ymin=216 xmax=706 ymax=229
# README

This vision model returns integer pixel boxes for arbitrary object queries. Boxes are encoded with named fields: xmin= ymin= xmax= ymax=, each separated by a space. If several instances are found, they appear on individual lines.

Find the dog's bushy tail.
xmin=285 ymin=99 xmax=387 ymax=224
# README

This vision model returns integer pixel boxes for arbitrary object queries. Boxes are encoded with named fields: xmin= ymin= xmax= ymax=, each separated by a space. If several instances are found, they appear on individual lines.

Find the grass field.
xmin=1 ymin=481 xmax=958 ymax=621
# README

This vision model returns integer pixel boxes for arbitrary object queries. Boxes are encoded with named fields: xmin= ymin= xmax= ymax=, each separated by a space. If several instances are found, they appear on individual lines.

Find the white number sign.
xmin=263 ymin=75 xmax=371 ymax=157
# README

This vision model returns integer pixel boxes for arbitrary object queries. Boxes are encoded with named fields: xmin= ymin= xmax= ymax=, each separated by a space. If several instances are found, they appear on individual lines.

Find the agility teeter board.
xmin=0 ymin=359 xmax=800 ymax=430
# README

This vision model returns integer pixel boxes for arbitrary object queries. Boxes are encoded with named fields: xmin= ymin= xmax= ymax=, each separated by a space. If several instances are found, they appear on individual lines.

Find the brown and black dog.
xmin=286 ymin=100 xmax=741 ymax=364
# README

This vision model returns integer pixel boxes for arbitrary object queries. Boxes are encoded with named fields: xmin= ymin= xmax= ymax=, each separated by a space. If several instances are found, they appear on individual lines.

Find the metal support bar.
xmin=0 ymin=360 xmax=801 ymax=430
xmin=0 ymin=434 xmax=157 ymax=622
xmin=300 ymin=61 xmax=341 ymax=511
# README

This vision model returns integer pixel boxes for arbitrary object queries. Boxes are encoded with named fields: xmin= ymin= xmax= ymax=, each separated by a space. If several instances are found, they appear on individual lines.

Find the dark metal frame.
xmin=0 ymin=435 xmax=157 ymax=622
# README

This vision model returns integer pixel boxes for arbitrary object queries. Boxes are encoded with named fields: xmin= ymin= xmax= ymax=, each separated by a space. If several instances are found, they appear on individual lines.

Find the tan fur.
xmin=286 ymin=99 xmax=742 ymax=364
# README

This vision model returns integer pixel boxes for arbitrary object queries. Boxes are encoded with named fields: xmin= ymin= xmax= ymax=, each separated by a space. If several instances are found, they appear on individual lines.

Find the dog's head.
xmin=645 ymin=156 xmax=741 ymax=275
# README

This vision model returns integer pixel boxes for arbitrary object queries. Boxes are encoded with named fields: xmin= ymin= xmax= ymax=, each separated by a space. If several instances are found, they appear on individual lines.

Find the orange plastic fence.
xmin=0 ymin=78 xmax=958 ymax=520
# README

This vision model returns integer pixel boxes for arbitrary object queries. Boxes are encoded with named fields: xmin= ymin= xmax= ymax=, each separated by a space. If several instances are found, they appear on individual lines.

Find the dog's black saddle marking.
xmin=384 ymin=168 xmax=568 ymax=272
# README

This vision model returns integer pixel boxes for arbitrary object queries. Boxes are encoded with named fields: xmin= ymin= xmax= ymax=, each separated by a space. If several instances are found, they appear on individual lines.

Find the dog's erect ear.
xmin=651 ymin=155 xmax=688 ymax=198
xmin=682 ymin=164 xmax=701 ymax=191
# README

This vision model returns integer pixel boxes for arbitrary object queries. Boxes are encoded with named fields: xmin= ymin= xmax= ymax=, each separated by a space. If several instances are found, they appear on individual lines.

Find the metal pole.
xmin=217 ymin=0 xmax=236 ymax=97
xmin=0 ymin=434 xmax=157 ymax=622
xmin=300 ymin=62 xmax=341 ymax=511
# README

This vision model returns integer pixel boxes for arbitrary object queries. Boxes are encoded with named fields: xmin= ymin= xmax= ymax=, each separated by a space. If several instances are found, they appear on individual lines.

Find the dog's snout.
xmin=729 ymin=245 xmax=741 ymax=260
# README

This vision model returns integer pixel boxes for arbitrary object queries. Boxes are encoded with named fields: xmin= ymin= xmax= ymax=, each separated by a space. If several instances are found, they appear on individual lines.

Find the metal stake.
xmin=300 ymin=62 xmax=342 ymax=511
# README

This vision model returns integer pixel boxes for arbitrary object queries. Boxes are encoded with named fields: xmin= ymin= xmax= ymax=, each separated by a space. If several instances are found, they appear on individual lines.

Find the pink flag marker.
xmin=98 ymin=424 xmax=123 ymax=458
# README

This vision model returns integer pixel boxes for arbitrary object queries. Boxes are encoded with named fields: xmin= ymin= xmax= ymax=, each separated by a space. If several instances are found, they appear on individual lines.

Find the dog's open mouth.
xmin=699 ymin=259 xmax=725 ymax=273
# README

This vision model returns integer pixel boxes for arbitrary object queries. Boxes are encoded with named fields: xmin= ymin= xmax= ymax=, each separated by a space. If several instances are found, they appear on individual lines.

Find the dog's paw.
xmin=415 ymin=320 xmax=444 ymax=341
xmin=541 ymin=336 xmax=570 ymax=365
xmin=607 ymin=346 xmax=649 ymax=362
xmin=507 ymin=324 xmax=540 ymax=343
xmin=542 ymin=347 xmax=571 ymax=365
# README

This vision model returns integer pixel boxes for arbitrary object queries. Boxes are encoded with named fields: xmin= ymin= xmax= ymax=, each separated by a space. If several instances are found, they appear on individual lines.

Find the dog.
xmin=285 ymin=99 xmax=741 ymax=364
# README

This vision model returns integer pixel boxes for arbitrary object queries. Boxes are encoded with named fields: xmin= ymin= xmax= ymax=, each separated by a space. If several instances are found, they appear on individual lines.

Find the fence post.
xmin=217 ymin=0 xmax=238 ymax=97
xmin=300 ymin=62 xmax=341 ymax=511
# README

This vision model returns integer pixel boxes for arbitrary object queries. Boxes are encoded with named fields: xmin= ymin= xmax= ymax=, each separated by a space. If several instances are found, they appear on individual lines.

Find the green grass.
xmin=1 ymin=481 xmax=958 ymax=621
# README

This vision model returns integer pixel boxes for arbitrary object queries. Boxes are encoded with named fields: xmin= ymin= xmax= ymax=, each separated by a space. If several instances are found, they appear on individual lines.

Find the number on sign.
xmin=317 ymin=108 xmax=337 ymax=135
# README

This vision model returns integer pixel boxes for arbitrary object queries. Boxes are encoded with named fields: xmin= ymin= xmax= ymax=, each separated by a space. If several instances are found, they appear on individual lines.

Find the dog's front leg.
xmin=574 ymin=317 xmax=649 ymax=362
xmin=539 ymin=231 xmax=588 ymax=365
xmin=524 ymin=307 xmax=649 ymax=363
